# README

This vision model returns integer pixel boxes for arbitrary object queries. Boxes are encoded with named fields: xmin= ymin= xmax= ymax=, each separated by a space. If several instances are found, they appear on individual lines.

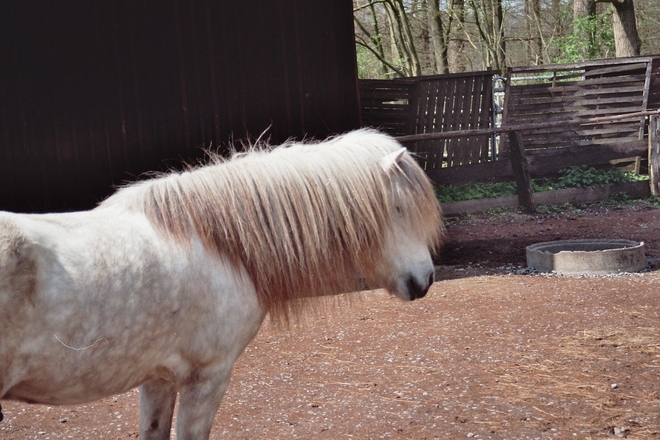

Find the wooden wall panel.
xmin=0 ymin=0 xmax=360 ymax=212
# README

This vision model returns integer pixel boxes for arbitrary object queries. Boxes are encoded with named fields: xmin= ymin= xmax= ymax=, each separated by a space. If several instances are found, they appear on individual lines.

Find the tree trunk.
xmin=494 ymin=0 xmax=506 ymax=73
xmin=598 ymin=0 xmax=641 ymax=56
xmin=368 ymin=1 xmax=390 ymax=77
xmin=447 ymin=0 xmax=466 ymax=72
xmin=573 ymin=0 xmax=597 ymax=59
xmin=525 ymin=0 xmax=543 ymax=64
xmin=385 ymin=0 xmax=422 ymax=76
xmin=546 ymin=0 xmax=562 ymax=61
xmin=573 ymin=0 xmax=596 ymax=22
xmin=428 ymin=0 xmax=449 ymax=74
xmin=466 ymin=0 xmax=505 ymax=73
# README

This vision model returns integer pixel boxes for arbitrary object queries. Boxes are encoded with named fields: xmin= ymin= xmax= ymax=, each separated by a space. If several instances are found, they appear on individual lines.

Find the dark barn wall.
xmin=0 ymin=0 xmax=360 ymax=212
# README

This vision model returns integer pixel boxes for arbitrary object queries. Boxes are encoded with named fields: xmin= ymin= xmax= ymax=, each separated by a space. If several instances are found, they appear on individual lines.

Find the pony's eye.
xmin=395 ymin=206 xmax=403 ymax=215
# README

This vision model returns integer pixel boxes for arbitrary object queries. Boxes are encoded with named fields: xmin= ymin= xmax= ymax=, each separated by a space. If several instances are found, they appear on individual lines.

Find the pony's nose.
xmin=406 ymin=269 xmax=434 ymax=300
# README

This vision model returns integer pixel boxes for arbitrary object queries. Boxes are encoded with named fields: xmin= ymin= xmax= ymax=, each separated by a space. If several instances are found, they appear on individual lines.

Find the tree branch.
xmin=355 ymin=40 xmax=407 ymax=77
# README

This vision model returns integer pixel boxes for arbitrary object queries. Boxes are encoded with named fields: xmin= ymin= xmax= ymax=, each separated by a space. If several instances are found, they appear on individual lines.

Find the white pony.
xmin=0 ymin=129 xmax=443 ymax=439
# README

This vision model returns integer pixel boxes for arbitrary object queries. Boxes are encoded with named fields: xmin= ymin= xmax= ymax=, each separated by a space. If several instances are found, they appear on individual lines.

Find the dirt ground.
xmin=2 ymin=201 xmax=660 ymax=439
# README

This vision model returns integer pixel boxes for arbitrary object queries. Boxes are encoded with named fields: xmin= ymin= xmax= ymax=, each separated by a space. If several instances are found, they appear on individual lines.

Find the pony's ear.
xmin=380 ymin=148 xmax=406 ymax=173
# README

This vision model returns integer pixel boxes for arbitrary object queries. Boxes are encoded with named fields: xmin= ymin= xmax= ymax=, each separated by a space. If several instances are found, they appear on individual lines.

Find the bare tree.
xmin=427 ymin=0 xmax=466 ymax=73
xmin=448 ymin=0 xmax=467 ymax=72
xmin=354 ymin=0 xmax=421 ymax=77
xmin=428 ymin=0 xmax=450 ymax=73
xmin=385 ymin=0 xmax=422 ymax=76
xmin=636 ymin=0 xmax=660 ymax=54
xmin=353 ymin=0 xmax=657 ymax=78
xmin=546 ymin=0 xmax=565 ymax=59
xmin=459 ymin=0 xmax=506 ymax=73
xmin=354 ymin=0 xmax=408 ymax=77
xmin=524 ymin=0 xmax=543 ymax=64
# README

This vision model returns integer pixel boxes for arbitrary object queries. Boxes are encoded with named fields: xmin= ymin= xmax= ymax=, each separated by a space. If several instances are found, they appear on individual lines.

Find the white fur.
xmin=0 ymin=206 xmax=263 ymax=438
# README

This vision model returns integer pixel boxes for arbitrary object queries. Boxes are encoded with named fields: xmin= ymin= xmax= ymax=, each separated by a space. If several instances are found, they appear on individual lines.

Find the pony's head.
xmin=374 ymin=148 xmax=439 ymax=301
xmin=108 ymin=129 xmax=444 ymax=322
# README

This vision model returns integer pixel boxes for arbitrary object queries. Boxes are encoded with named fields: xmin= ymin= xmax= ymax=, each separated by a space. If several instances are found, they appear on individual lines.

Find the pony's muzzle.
xmin=406 ymin=269 xmax=434 ymax=300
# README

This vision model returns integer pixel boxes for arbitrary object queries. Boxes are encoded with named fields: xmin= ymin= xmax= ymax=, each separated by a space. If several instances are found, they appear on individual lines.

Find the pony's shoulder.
xmin=0 ymin=214 xmax=31 ymax=255
xmin=0 ymin=214 xmax=37 ymax=302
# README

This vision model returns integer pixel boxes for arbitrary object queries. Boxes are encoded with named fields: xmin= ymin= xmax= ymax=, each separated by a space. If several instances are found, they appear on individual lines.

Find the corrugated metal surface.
xmin=0 ymin=0 xmax=360 ymax=212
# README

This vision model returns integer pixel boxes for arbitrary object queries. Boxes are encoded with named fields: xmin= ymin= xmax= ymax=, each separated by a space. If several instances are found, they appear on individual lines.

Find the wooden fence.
xmin=500 ymin=57 xmax=653 ymax=175
xmin=648 ymin=55 xmax=660 ymax=110
xmin=361 ymin=56 xmax=659 ymax=185
xmin=359 ymin=78 xmax=415 ymax=136
xmin=360 ymin=56 xmax=660 ymax=213
xmin=359 ymin=70 xmax=494 ymax=170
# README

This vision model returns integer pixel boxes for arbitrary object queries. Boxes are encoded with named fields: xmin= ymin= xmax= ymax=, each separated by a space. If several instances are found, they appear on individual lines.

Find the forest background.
xmin=354 ymin=0 xmax=660 ymax=78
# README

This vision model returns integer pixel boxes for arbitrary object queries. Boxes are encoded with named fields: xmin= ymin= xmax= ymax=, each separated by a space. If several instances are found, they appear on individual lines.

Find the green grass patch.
xmin=435 ymin=165 xmax=648 ymax=204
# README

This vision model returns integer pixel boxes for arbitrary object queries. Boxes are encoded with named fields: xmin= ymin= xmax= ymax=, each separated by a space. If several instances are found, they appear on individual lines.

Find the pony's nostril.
xmin=406 ymin=276 xmax=417 ymax=300
xmin=428 ymin=271 xmax=435 ymax=286
xmin=406 ymin=273 xmax=432 ymax=300
xmin=417 ymin=278 xmax=431 ymax=299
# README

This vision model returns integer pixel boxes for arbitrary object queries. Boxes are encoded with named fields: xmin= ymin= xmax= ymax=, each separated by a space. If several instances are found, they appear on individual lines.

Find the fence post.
xmin=508 ymin=130 xmax=536 ymax=213
xmin=649 ymin=114 xmax=660 ymax=197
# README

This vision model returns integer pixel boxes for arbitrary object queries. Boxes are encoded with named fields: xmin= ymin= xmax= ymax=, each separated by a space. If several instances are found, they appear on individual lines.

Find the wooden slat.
xmin=426 ymin=139 xmax=648 ymax=186
xmin=508 ymin=56 xmax=653 ymax=74
xmin=360 ymin=70 xmax=494 ymax=169
xmin=526 ymin=140 xmax=648 ymax=173
xmin=359 ymin=79 xmax=415 ymax=137
xmin=502 ymin=58 xmax=651 ymax=160
xmin=469 ymin=75 xmax=490 ymax=163
xmin=512 ymin=74 xmax=648 ymax=92
xmin=509 ymin=87 xmax=646 ymax=104
xmin=412 ymin=72 xmax=493 ymax=168
xmin=508 ymin=107 xmax=644 ymax=121
xmin=650 ymin=114 xmax=660 ymax=196
xmin=648 ymin=56 xmax=660 ymax=109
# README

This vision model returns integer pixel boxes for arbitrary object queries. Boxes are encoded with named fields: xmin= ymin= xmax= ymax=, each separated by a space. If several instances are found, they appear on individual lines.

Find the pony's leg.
xmin=139 ymin=379 xmax=178 ymax=440
xmin=175 ymin=366 xmax=234 ymax=440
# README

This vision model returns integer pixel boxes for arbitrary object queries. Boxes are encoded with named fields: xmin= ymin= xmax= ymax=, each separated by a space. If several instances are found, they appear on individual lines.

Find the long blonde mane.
xmin=101 ymin=129 xmax=443 ymax=321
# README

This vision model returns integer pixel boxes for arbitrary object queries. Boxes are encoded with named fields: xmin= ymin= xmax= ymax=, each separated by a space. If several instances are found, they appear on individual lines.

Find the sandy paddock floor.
xmin=2 ymin=202 xmax=659 ymax=439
